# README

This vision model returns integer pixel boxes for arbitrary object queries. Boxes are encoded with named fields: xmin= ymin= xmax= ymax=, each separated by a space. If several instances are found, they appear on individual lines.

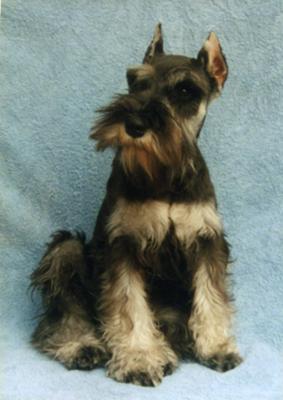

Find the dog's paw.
xmin=107 ymin=362 xmax=168 ymax=386
xmin=122 ymin=370 xmax=162 ymax=387
xmin=65 ymin=345 xmax=108 ymax=371
xmin=106 ymin=349 xmax=177 ymax=386
xmin=202 ymin=352 xmax=243 ymax=372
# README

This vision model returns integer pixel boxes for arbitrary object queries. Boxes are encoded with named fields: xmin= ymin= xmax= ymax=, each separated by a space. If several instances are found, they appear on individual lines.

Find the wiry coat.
xmin=31 ymin=25 xmax=242 ymax=386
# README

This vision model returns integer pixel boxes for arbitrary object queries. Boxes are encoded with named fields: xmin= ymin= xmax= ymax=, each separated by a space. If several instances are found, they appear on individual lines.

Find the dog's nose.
xmin=124 ymin=120 xmax=146 ymax=138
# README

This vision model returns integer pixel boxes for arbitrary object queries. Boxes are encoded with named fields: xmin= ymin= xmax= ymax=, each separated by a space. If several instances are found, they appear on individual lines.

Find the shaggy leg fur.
xmin=31 ymin=231 xmax=107 ymax=370
xmin=188 ymin=236 xmax=242 ymax=371
xmin=99 ymin=246 xmax=178 ymax=386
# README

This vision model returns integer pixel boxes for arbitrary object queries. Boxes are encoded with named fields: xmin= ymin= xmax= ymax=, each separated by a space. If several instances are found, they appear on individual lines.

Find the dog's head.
xmin=91 ymin=24 xmax=228 ymax=180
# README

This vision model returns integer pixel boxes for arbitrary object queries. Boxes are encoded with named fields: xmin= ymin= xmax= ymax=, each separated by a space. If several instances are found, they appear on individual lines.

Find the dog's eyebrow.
xmin=127 ymin=64 xmax=155 ymax=82
xmin=164 ymin=68 xmax=208 ymax=94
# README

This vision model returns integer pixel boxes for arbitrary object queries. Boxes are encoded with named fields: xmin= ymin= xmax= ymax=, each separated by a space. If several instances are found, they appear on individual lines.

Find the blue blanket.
xmin=1 ymin=1 xmax=282 ymax=399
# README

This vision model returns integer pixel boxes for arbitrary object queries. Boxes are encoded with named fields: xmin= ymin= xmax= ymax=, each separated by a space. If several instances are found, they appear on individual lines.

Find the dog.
xmin=31 ymin=24 xmax=242 ymax=386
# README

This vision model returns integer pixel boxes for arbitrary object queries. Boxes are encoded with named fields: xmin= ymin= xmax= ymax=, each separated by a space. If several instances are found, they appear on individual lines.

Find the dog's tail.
xmin=31 ymin=230 xmax=88 ymax=306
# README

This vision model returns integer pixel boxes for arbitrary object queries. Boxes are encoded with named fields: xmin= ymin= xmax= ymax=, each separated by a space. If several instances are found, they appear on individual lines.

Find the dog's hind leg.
xmin=31 ymin=231 xmax=107 ymax=370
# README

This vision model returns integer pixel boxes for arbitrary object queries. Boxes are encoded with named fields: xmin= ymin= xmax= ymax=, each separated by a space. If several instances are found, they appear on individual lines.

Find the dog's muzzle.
xmin=124 ymin=98 xmax=169 ymax=139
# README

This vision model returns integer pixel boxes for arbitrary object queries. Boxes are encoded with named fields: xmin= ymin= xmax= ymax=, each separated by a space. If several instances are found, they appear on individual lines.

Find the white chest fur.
xmin=107 ymin=198 xmax=223 ymax=249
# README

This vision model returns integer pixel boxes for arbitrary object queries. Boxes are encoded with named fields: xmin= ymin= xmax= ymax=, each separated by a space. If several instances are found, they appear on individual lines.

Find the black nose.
xmin=124 ymin=120 xmax=146 ymax=138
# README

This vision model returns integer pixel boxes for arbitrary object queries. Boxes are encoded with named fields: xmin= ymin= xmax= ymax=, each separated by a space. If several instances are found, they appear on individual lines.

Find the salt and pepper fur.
xmin=31 ymin=24 xmax=242 ymax=386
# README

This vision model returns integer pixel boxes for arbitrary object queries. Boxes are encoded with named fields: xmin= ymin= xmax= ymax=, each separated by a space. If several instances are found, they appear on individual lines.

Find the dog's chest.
xmin=107 ymin=198 xmax=222 ymax=249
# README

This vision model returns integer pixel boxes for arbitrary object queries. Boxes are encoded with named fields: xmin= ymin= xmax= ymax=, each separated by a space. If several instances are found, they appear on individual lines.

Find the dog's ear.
xmin=143 ymin=23 xmax=164 ymax=64
xmin=198 ymin=32 xmax=228 ymax=93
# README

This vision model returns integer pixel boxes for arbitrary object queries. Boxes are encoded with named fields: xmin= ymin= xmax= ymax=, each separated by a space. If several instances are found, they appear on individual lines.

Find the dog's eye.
xmin=181 ymin=87 xmax=189 ymax=94
xmin=178 ymin=84 xmax=191 ymax=95
xmin=174 ymin=81 xmax=203 ymax=99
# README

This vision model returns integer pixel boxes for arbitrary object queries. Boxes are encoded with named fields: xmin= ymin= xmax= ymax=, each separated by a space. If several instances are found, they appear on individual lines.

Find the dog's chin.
xmin=117 ymin=126 xmax=166 ymax=180
xmin=93 ymin=123 xmax=182 ymax=180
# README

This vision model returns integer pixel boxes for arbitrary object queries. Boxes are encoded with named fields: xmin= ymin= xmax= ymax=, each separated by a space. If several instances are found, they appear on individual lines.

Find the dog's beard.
xmin=120 ymin=125 xmax=185 ymax=180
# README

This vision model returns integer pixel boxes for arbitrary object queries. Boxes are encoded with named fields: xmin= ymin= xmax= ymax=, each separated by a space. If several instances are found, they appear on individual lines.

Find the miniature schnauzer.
xmin=31 ymin=24 xmax=242 ymax=386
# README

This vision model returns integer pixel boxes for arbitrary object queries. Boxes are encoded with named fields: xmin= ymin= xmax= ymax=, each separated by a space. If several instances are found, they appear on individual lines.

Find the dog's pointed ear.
xmin=143 ymin=23 xmax=164 ymax=64
xmin=198 ymin=32 xmax=228 ymax=93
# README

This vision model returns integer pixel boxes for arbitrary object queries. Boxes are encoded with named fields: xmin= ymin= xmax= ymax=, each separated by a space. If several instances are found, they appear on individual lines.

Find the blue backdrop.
xmin=1 ymin=1 xmax=282 ymax=399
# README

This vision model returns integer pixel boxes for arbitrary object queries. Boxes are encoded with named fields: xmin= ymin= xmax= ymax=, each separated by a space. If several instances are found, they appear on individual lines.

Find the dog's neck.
xmin=110 ymin=140 xmax=215 ymax=202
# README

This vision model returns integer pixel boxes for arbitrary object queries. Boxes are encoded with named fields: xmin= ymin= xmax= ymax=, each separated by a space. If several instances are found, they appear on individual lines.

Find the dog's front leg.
xmin=188 ymin=236 xmax=242 ymax=372
xmin=99 ymin=245 xmax=178 ymax=386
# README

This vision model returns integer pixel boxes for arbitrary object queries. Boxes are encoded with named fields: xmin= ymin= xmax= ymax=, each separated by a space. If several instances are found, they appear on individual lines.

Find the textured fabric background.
xmin=1 ymin=1 xmax=282 ymax=399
